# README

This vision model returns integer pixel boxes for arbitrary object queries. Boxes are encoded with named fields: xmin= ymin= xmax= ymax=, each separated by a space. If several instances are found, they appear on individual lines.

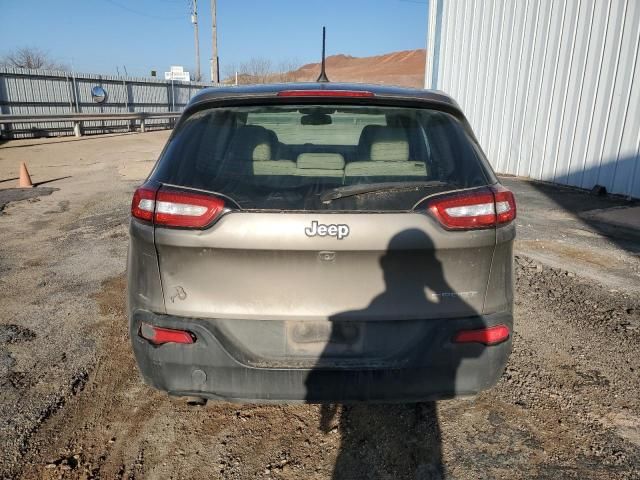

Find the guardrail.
xmin=0 ymin=112 xmax=183 ymax=137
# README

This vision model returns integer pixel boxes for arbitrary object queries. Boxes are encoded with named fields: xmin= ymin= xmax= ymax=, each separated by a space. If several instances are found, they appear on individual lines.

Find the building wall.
xmin=426 ymin=0 xmax=640 ymax=199
xmin=0 ymin=68 xmax=210 ymax=138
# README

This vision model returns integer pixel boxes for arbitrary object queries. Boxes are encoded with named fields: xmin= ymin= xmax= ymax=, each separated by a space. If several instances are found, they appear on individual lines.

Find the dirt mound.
xmin=291 ymin=49 xmax=426 ymax=88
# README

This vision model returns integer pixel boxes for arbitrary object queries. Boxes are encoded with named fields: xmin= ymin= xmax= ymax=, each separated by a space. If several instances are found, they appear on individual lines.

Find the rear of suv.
xmin=127 ymin=83 xmax=516 ymax=403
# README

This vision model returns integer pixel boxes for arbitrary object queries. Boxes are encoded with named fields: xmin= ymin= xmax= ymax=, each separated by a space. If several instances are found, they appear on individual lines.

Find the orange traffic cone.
xmin=19 ymin=162 xmax=33 ymax=188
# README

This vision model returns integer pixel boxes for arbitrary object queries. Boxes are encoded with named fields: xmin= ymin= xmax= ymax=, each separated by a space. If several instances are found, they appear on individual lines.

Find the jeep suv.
xmin=127 ymin=83 xmax=516 ymax=403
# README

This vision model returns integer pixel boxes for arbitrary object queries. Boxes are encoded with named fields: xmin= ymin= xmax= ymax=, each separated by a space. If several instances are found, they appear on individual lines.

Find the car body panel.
xmin=186 ymin=82 xmax=461 ymax=110
xmin=129 ymin=309 xmax=512 ymax=402
xmin=127 ymin=220 xmax=165 ymax=315
xmin=153 ymin=212 xmax=496 ymax=321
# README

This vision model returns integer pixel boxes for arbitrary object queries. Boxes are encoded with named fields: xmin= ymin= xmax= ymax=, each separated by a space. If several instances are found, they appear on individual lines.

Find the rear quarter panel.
xmin=128 ymin=220 xmax=166 ymax=315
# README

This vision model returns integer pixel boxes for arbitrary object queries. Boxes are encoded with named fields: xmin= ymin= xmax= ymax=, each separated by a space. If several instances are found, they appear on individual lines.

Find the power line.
xmin=103 ymin=0 xmax=184 ymax=20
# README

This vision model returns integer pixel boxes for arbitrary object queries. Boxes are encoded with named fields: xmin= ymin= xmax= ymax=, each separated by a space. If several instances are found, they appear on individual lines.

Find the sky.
xmin=0 ymin=0 xmax=428 ymax=80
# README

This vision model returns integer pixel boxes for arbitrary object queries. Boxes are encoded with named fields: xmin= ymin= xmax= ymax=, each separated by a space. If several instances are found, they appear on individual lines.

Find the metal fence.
xmin=425 ymin=0 xmax=640 ymax=199
xmin=0 ymin=67 xmax=211 ymax=138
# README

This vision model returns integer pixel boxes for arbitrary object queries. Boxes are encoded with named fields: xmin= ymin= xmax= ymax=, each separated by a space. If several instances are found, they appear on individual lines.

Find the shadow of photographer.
xmin=304 ymin=228 xmax=490 ymax=479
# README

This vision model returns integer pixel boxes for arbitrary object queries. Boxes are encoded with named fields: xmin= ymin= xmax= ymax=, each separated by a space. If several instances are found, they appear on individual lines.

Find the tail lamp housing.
xmin=131 ymin=184 xmax=225 ymax=229
xmin=139 ymin=322 xmax=195 ymax=346
xmin=427 ymin=185 xmax=516 ymax=230
xmin=453 ymin=324 xmax=510 ymax=346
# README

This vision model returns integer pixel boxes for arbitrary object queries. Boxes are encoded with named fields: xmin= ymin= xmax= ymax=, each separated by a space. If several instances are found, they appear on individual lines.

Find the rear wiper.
xmin=320 ymin=181 xmax=450 ymax=203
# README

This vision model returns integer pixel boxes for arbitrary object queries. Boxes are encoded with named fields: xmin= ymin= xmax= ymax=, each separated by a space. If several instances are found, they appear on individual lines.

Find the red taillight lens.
xmin=277 ymin=89 xmax=375 ymax=97
xmin=139 ymin=323 xmax=195 ymax=345
xmin=154 ymin=188 xmax=225 ymax=228
xmin=427 ymin=186 xmax=516 ymax=230
xmin=131 ymin=185 xmax=225 ymax=228
xmin=131 ymin=185 xmax=157 ymax=222
xmin=428 ymin=188 xmax=496 ymax=230
xmin=453 ymin=324 xmax=510 ymax=346
xmin=492 ymin=184 xmax=517 ymax=225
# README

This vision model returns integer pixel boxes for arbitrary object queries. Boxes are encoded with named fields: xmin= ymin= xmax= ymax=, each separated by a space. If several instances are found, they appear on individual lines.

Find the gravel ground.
xmin=1 ymin=132 xmax=639 ymax=479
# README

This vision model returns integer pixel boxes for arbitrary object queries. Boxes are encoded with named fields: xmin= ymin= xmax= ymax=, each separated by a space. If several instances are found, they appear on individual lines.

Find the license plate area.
xmin=212 ymin=318 xmax=429 ymax=368
xmin=286 ymin=321 xmax=364 ymax=356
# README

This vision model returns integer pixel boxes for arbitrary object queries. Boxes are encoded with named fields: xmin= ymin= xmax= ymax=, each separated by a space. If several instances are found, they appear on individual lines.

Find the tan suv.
xmin=127 ymin=83 xmax=516 ymax=403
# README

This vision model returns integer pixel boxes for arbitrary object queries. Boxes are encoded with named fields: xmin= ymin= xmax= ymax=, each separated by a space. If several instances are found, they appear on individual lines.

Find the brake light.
xmin=131 ymin=185 xmax=157 ymax=222
xmin=131 ymin=186 xmax=225 ymax=228
xmin=428 ymin=188 xmax=496 ymax=229
xmin=492 ymin=184 xmax=517 ymax=224
xmin=155 ymin=188 xmax=225 ymax=228
xmin=453 ymin=324 xmax=510 ymax=346
xmin=139 ymin=322 xmax=195 ymax=345
xmin=277 ymin=89 xmax=375 ymax=97
xmin=427 ymin=185 xmax=516 ymax=230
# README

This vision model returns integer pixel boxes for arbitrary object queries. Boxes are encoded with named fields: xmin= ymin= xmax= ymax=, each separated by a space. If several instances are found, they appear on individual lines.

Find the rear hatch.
xmin=135 ymin=91 xmax=514 ymax=366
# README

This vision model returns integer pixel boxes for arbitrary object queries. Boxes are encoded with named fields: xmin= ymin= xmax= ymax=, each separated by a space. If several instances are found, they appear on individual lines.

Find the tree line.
xmin=1 ymin=47 xmax=302 ymax=85
xmin=0 ymin=47 xmax=69 ymax=71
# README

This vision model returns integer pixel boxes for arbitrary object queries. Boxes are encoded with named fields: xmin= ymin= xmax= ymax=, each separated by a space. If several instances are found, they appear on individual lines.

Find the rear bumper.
xmin=129 ymin=310 xmax=512 ymax=403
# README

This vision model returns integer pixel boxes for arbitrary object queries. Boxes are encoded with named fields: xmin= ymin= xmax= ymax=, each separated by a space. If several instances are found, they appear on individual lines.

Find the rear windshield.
xmin=150 ymin=104 xmax=492 ymax=211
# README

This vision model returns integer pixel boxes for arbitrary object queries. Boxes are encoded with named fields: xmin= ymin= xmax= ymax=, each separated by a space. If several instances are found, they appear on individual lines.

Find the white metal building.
xmin=425 ymin=0 xmax=640 ymax=199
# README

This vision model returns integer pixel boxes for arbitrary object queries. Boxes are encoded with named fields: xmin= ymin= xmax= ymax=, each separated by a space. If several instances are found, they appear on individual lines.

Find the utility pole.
xmin=210 ymin=0 xmax=219 ymax=84
xmin=191 ymin=0 xmax=201 ymax=81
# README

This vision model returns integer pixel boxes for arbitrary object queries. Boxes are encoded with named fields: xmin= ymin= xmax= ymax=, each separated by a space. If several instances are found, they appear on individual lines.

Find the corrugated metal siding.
xmin=0 ymin=68 xmax=210 ymax=138
xmin=426 ymin=0 xmax=640 ymax=198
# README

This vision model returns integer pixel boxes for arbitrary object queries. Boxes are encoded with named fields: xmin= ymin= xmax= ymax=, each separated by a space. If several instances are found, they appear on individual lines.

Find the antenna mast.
xmin=316 ymin=26 xmax=330 ymax=82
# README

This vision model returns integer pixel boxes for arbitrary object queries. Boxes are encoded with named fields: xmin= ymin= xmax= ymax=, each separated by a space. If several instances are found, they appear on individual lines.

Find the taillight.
xmin=428 ymin=188 xmax=496 ymax=230
xmin=131 ymin=185 xmax=157 ymax=222
xmin=427 ymin=185 xmax=516 ymax=230
xmin=131 ymin=186 xmax=225 ymax=228
xmin=453 ymin=324 xmax=510 ymax=346
xmin=491 ymin=184 xmax=517 ymax=225
xmin=139 ymin=322 xmax=195 ymax=345
xmin=155 ymin=188 xmax=225 ymax=228
xmin=277 ymin=89 xmax=375 ymax=97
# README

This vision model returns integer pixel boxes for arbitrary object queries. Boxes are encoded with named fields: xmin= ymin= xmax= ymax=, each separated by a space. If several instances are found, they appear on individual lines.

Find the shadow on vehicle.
xmin=306 ymin=229 xmax=491 ymax=479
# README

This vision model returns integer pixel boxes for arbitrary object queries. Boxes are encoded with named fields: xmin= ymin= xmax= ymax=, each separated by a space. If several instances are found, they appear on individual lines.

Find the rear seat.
xmin=226 ymin=126 xmax=296 ymax=175
xmin=295 ymin=153 xmax=345 ymax=177
xmin=346 ymin=127 xmax=427 ymax=177
xmin=224 ymin=125 xmax=426 ymax=179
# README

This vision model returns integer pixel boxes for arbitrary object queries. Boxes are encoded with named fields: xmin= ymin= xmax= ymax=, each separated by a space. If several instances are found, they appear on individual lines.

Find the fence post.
xmin=65 ymin=75 xmax=74 ymax=110
xmin=171 ymin=78 xmax=175 ymax=111
xmin=170 ymin=78 xmax=176 ymax=129
xmin=140 ymin=116 xmax=146 ymax=133
xmin=71 ymin=72 xmax=80 ymax=113
xmin=123 ymin=78 xmax=134 ymax=132
xmin=73 ymin=121 xmax=82 ymax=137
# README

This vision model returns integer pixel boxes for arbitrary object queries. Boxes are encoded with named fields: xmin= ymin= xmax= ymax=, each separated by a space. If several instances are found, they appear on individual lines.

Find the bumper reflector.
xmin=453 ymin=324 xmax=510 ymax=346
xmin=139 ymin=322 xmax=195 ymax=346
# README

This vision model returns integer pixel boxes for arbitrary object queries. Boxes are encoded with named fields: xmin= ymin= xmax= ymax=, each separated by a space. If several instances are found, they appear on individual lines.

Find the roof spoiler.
xmin=316 ymin=26 xmax=330 ymax=83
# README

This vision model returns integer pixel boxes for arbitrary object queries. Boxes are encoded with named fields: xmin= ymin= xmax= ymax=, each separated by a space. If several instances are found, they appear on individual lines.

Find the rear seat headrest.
xmin=357 ymin=125 xmax=385 ymax=154
xmin=369 ymin=128 xmax=410 ymax=162
xmin=227 ymin=125 xmax=278 ymax=161
xmin=296 ymin=153 xmax=345 ymax=170
xmin=252 ymin=143 xmax=272 ymax=161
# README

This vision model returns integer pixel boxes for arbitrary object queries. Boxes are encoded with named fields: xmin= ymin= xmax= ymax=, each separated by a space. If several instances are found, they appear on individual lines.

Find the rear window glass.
xmin=247 ymin=111 xmax=386 ymax=145
xmin=151 ymin=104 xmax=491 ymax=211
